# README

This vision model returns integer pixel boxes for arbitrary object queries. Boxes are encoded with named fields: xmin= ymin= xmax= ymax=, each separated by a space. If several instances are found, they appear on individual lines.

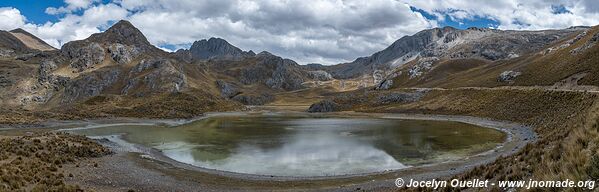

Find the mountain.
xmin=324 ymin=26 xmax=584 ymax=82
xmin=0 ymin=20 xmax=242 ymax=118
xmin=0 ymin=28 xmax=56 ymax=57
xmin=0 ymin=30 xmax=29 ymax=56
xmin=173 ymin=38 xmax=332 ymax=104
xmin=0 ymin=20 xmax=328 ymax=116
xmin=9 ymin=28 xmax=55 ymax=51
xmin=175 ymin=37 xmax=255 ymax=61
xmin=2 ymin=19 xmax=598 ymax=119
xmin=364 ymin=26 xmax=599 ymax=89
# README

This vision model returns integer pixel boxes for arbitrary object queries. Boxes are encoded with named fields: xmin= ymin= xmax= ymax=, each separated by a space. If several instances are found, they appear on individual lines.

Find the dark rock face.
xmin=63 ymin=68 xmax=121 ymax=102
xmin=215 ymin=80 xmax=241 ymax=98
xmin=122 ymin=59 xmax=187 ymax=95
xmin=238 ymin=52 xmax=308 ymax=91
xmin=231 ymin=93 xmax=274 ymax=105
xmin=179 ymin=37 xmax=255 ymax=61
xmin=307 ymin=99 xmax=340 ymax=112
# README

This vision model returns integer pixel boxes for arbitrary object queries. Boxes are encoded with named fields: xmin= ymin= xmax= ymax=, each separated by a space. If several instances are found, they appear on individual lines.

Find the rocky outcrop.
xmin=408 ymin=57 xmax=438 ymax=78
xmin=177 ymin=37 xmax=255 ymax=61
xmin=498 ymin=71 xmax=521 ymax=82
xmin=238 ymin=52 xmax=308 ymax=91
xmin=307 ymin=70 xmax=333 ymax=81
xmin=215 ymin=80 xmax=241 ymax=98
xmin=63 ymin=68 xmax=121 ymax=102
xmin=108 ymin=43 xmax=140 ymax=65
xmin=375 ymin=79 xmax=393 ymax=90
xmin=38 ymin=60 xmax=57 ymax=83
xmin=307 ymin=99 xmax=340 ymax=112
xmin=571 ymin=31 xmax=599 ymax=55
xmin=122 ymin=59 xmax=187 ymax=95
xmin=0 ymin=49 xmax=14 ymax=57
xmin=61 ymin=42 xmax=105 ymax=72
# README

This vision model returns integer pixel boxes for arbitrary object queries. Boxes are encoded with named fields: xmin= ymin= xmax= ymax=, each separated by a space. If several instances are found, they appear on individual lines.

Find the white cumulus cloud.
xmin=1 ymin=0 xmax=599 ymax=64
xmin=0 ymin=7 xmax=27 ymax=30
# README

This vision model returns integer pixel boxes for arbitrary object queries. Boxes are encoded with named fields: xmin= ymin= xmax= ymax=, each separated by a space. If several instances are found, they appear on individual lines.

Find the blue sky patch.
xmin=410 ymin=6 xmax=500 ymax=29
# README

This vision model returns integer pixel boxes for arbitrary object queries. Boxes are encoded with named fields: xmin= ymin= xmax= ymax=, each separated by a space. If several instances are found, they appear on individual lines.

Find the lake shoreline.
xmin=56 ymin=111 xmax=535 ymax=191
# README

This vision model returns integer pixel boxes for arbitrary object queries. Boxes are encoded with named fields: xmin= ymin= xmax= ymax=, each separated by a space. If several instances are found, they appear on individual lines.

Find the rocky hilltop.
xmin=175 ymin=37 xmax=255 ymax=61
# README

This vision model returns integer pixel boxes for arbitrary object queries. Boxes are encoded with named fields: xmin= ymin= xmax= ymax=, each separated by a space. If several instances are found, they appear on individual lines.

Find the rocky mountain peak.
xmin=85 ymin=20 xmax=154 ymax=51
xmin=184 ymin=37 xmax=255 ymax=60
xmin=60 ymin=20 xmax=163 ymax=72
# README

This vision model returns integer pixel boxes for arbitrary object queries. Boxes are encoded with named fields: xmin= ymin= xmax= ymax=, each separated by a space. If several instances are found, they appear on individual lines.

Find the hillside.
xmin=0 ymin=20 xmax=337 ymax=122
xmin=373 ymin=26 xmax=599 ymax=90
xmin=319 ymin=26 xmax=584 ymax=86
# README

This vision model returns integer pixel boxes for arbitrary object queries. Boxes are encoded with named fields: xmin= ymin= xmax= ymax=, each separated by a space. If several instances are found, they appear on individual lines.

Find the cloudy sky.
xmin=1 ymin=0 xmax=599 ymax=65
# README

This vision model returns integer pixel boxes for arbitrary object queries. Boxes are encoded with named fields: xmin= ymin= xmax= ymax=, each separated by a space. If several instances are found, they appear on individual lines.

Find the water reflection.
xmin=69 ymin=115 xmax=505 ymax=176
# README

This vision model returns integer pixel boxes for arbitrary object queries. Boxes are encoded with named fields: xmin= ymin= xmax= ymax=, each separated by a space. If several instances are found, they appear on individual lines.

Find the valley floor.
xmin=1 ymin=85 xmax=598 ymax=191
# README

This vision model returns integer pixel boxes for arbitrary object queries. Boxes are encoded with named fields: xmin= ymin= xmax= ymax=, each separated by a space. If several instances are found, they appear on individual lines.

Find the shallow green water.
xmin=68 ymin=115 xmax=505 ymax=176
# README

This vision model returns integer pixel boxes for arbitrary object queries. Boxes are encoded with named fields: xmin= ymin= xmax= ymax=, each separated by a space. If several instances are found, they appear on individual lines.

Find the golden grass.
xmin=328 ymin=88 xmax=599 ymax=191
xmin=0 ymin=132 xmax=110 ymax=191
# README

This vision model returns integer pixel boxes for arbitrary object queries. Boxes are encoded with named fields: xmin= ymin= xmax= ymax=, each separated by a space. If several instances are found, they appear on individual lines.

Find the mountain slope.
xmin=0 ymin=20 xmax=241 ymax=118
xmin=0 ymin=30 xmax=36 ymax=56
xmin=376 ymin=25 xmax=599 ymax=89
xmin=9 ymin=28 xmax=56 ymax=51
xmin=324 ymin=26 xmax=584 ymax=83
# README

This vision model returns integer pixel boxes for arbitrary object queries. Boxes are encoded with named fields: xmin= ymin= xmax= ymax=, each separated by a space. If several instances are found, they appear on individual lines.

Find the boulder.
xmin=498 ymin=71 xmax=521 ymax=82
xmin=375 ymin=79 xmax=393 ymax=90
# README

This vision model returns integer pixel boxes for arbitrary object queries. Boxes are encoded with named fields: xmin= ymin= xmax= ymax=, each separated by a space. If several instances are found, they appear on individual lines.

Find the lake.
xmin=67 ymin=114 xmax=506 ymax=176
